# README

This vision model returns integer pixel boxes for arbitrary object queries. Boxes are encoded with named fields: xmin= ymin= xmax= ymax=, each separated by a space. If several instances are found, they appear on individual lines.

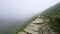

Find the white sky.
xmin=0 ymin=0 xmax=60 ymax=20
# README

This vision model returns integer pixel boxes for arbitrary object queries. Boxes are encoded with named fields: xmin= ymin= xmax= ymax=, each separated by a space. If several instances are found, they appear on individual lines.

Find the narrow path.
xmin=17 ymin=15 xmax=55 ymax=34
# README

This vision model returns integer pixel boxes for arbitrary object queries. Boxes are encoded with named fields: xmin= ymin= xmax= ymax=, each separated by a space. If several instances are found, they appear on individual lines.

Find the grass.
xmin=14 ymin=16 xmax=37 ymax=34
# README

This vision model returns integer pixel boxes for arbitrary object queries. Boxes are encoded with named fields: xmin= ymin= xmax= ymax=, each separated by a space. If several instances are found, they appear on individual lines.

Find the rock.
xmin=31 ymin=18 xmax=44 ymax=24
xmin=24 ymin=25 xmax=39 ymax=31
xmin=18 ymin=31 xmax=27 ymax=34
xmin=29 ymin=23 xmax=41 ymax=28
xmin=27 ymin=26 xmax=39 ymax=31
xmin=17 ymin=15 xmax=55 ymax=34
xmin=32 ymin=32 xmax=38 ymax=34
xmin=24 ymin=27 xmax=38 ymax=34
xmin=43 ymin=31 xmax=49 ymax=34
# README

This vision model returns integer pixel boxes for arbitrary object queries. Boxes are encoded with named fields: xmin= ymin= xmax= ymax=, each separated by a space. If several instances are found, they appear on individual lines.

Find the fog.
xmin=0 ymin=0 xmax=60 ymax=34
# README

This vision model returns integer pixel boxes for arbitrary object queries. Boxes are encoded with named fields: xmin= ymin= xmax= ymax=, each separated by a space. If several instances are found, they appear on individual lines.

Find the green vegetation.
xmin=15 ymin=16 xmax=37 ymax=34
xmin=41 ymin=6 xmax=60 ymax=33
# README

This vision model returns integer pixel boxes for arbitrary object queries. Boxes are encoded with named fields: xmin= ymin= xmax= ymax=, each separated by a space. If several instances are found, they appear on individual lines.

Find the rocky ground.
xmin=17 ymin=15 xmax=55 ymax=34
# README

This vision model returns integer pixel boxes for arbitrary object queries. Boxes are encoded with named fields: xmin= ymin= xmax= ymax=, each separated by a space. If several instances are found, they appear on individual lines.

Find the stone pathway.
xmin=18 ymin=15 xmax=55 ymax=34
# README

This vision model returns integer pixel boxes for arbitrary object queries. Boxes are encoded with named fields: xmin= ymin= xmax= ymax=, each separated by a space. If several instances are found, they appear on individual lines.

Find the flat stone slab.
xmin=17 ymin=15 xmax=54 ymax=34
xmin=43 ymin=31 xmax=49 ymax=34
xmin=29 ymin=23 xmax=41 ymax=27
xmin=18 ymin=31 xmax=27 ymax=34
xmin=24 ymin=27 xmax=38 ymax=34
xmin=31 ymin=18 xmax=44 ymax=24
xmin=32 ymin=32 xmax=38 ymax=34
xmin=26 ymin=26 xmax=39 ymax=31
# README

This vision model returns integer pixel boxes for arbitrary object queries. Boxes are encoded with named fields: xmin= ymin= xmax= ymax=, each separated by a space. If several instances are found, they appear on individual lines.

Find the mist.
xmin=0 ymin=0 xmax=60 ymax=34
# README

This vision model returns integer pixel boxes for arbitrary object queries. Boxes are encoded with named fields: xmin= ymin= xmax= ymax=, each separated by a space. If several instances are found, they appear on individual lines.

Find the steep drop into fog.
xmin=0 ymin=0 xmax=60 ymax=34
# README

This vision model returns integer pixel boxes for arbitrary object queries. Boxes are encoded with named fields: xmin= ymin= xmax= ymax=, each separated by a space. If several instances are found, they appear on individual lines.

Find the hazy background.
xmin=0 ymin=0 xmax=60 ymax=34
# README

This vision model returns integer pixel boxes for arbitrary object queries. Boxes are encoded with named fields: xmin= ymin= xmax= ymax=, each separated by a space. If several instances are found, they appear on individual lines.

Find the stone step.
xmin=18 ymin=31 xmax=27 ymax=34
xmin=17 ymin=15 xmax=54 ymax=34
xmin=29 ymin=23 xmax=41 ymax=28
xmin=31 ymin=18 xmax=44 ymax=24
xmin=25 ymin=25 xmax=39 ymax=31
xmin=24 ymin=27 xmax=38 ymax=34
